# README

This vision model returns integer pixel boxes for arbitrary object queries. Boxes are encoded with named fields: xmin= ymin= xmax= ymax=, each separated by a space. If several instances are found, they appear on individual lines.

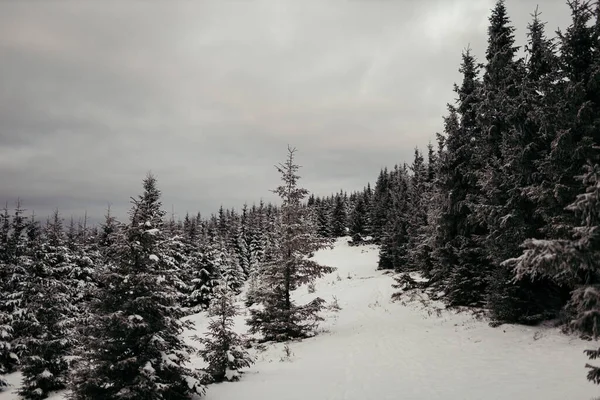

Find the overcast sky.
xmin=0 ymin=0 xmax=571 ymax=224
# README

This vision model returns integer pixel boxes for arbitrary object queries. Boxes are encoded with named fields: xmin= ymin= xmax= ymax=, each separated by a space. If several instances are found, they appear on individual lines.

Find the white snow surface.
xmin=2 ymin=238 xmax=599 ymax=400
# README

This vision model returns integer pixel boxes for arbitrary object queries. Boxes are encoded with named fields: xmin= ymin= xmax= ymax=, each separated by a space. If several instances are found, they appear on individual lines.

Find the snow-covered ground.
xmin=2 ymin=238 xmax=599 ymax=399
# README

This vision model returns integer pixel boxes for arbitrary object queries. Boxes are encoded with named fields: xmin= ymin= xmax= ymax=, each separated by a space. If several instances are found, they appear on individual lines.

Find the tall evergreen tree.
xmin=69 ymin=174 xmax=204 ymax=399
xmin=429 ymin=46 xmax=492 ymax=307
xmin=511 ymin=159 xmax=600 ymax=383
xmin=19 ymin=211 xmax=77 ymax=400
xmin=486 ymin=7 xmax=566 ymax=324
xmin=378 ymin=166 xmax=410 ymax=271
xmin=247 ymin=148 xmax=335 ymax=342
xmin=349 ymin=197 xmax=367 ymax=245
xmin=369 ymin=168 xmax=391 ymax=243
xmin=330 ymin=194 xmax=347 ymax=237
xmin=184 ymin=215 xmax=218 ymax=311
xmin=405 ymin=148 xmax=429 ymax=271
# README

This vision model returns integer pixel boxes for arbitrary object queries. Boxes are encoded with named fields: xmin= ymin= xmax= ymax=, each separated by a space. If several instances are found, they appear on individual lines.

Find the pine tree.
xmin=486 ymin=7 xmax=566 ymax=324
xmin=247 ymin=147 xmax=335 ymax=342
xmin=244 ymin=205 xmax=267 ymax=307
xmin=0 ymin=209 xmax=17 ymax=386
xmin=0 ymin=308 xmax=11 ymax=388
xmin=405 ymin=148 xmax=429 ymax=271
xmin=546 ymin=0 xmax=597 ymax=241
xmin=510 ymin=159 xmax=600 ymax=382
xmin=330 ymin=194 xmax=347 ymax=237
xmin=315 ymin=200 xmax=332 ymax=239
xmin=19 ymin=211 xmax=77 ymax=400
xmin=0 ymin=205 xmax=18 ymax=387
xmin=196 ymin=280 xmax=254 ymax=383
xmin=213 ymin=236 xmax=244 ymax=296
xmin=349 ymin=197 xmax=367 ymax=245
xmin=407 ymin=143 xmax=439 ymax=276
xmin=432 ymin=48 xmax=491 ymax=307
xmin=69 ymin=174 xmax=205 ymax=400
xmin=378 ymin=166 xmax=410 ymax=271
xmin=183 ymin=216 xmax=217 ymax=312
xmin=369 ymin=169 xmax=391 ymax=243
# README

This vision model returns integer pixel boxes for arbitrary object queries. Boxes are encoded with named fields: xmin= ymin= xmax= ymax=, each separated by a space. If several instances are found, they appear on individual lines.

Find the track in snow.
xmin=201 ymin=238 xmax=599 ymax=400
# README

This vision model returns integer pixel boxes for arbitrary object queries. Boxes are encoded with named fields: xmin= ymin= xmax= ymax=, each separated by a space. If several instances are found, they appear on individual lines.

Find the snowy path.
xmin=2 ymin=239 xmax=599 ymax=400
xmin=200 ymin=239 xmax=599 ymax=400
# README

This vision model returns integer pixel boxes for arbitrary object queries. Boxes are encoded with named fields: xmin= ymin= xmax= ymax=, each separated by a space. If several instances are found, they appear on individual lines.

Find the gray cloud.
xmin=0 ymin=0 xmax=571 ymax=223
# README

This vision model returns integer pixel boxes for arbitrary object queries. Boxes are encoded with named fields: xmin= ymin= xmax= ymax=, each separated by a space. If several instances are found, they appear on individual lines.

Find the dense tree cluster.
xmin=362 ymin=0 xmax=600 ymax=385
xmin=0 ymin=147 xmax=335 ymax=397
xmin=2 ymin=0 xmax=600 ymax=394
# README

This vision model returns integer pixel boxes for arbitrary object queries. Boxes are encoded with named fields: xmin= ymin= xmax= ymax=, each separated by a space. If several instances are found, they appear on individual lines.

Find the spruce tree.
xmin=69 ymin=174 xmax=205 ymax=400
xmin=0 ymin=309 xmax=11 ymax=388
xmin=214 ymin=237 xmax=244 ymax=295
xmin=405 ymin=148 xmax=429 ymax=271
xmin=378 ymin=166 xmax=410 ymax=271
xmin=486 ymin=7 xmax=566 ymax=324
xmin=315 ymin=200 xmax=332 ymax=239
xmin=0 ymin=205 xmax=19 ymax=386
xmin=432 ymin=49 xmax=491 ymax=307
xmin=196 ymin=279 xmax=254 ymax=383
xmin=183 ymin=214 xmax=217 ymax=311
xmin=511 ymin=160 xmax=600 ymax=382
xmin=349 ymin=196 xmax=367 ymax=245
xmin=330 ymin=194 xmax=347 ymax=238
xmin=369 ymin=169 xmax=391 ymax=243
xmin=247 ymin=147 xmax=335 ymax=342
xmin=19 ymin=211 xmax=77 ymax=400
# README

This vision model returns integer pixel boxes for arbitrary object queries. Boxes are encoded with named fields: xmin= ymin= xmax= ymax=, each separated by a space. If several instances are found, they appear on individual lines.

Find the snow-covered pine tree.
xmin=0 ymin=208 xmax=17 ymax=387
xmin=430 ymin=49 xmax=491 ymax=307
xmin=315 ymin=199 xmax=332 ymax=239
xmin=349 ymin=196 xmax=367 ymax=245
xmin=0 ymin=205 xmax=17 ymax=388
xmin=163 ymin=225 xmax=194 ymax=310
xmin=188 ymin=225 xmax=219 ymax=311
xmin=19 ymin=211 xmax=77 ymax=400
xmin=510 ymin=160 xmax=600 ymax=383
xmin=244 ymin=205 xmax=267 ymax=307
xmin=215 ymin=238 xmax=244 ymax=296
xmin=405 ymin=142 xmax=439 ymax=277
xmin=247 ymin=147 xmax=335 ymax=342
xmin=405 ymin=148 xmax=429 ymax=271
xmin=486 ymin=6 xmax=566 ymax=325
xmin=196 ymin=278 xmax=254 ymax=383
xmin=3 ymin=205 xmax=34 ymax=369
xmin=330 ymin=194 xmax=347 ymax=238
xmin=236 ymin=203 xmax=260 ymax=279
xmin=369 ymin=169 xmax=391 ymax=243
xmin=0 ymin=308 xmax=11 ymax=388
xmin=378 ymin=166 xmax=410 ymax=271
xmin=69 ymin=174 xmax=205 ymax=399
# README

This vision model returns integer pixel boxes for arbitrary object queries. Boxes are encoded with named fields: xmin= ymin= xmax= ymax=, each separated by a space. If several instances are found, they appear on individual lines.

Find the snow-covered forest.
xmin=2 ymin=0 xmax=600 ymax=399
